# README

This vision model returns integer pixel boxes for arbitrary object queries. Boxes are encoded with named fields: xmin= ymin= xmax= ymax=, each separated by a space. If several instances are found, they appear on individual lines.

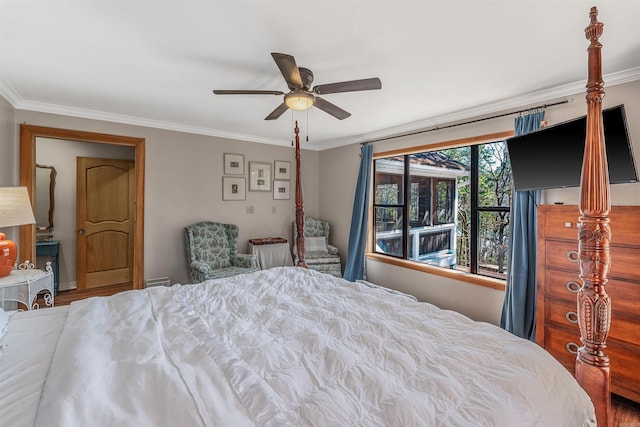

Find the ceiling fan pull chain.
xmin=291 ymin=112 xmax=295 ymax=146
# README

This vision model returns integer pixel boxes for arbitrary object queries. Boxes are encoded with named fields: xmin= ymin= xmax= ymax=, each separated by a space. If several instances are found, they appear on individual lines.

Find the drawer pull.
xmin=565 ymin=281 xmax=581 ymax=293
xmin=565 ymin=311 xmax=579 ymax=324
xmin=566 ymin=250 xmax=579 ymax=262
xmin=566 ymin=342 xmax=579 ymax=355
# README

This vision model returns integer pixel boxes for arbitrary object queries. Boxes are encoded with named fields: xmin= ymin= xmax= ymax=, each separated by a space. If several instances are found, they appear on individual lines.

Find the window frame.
xmin=368 ymin=131 xmax=514 ymax=291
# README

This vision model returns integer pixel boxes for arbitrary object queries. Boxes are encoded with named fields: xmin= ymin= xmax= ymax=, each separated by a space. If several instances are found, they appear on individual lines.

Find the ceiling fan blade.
xmin=213 ymin=90 xmax=284 ymax=95
xmin=265 ymin=102 xmax=289 ymax=120
xmin=314 ymin=97 xmax=351 ymax=120
xmin=271 ymin=53 xmax=303 ymax=89
xmin=313 ymin=77 xmax=382 ymax=95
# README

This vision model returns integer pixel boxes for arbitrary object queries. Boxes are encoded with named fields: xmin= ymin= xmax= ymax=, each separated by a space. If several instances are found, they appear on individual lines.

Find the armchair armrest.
xmin=328 ymin=244 xmax=339 ymax=256
xmin=189 ymin=260 xmax=210 ymax=283
xmin=232 ymin=253 xmax=258 ymax=269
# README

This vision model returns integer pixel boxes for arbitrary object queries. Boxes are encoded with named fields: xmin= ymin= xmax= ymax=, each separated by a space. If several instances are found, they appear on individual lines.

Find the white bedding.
xmin=0 ymin=305 xmax=69 ymax=427
xmin=28 ymin=267 xmax=594 ymax=426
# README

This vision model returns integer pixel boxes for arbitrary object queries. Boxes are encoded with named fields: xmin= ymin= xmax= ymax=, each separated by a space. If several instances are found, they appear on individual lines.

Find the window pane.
xmin=409 ymin=178 xmax=431 ymax=226
xmin=477 ymin=210 xmax=510 ymax=279
xmin=478 ymin=141 xmax=512 ymax=207
xmin=434 ymin=179 xmax=455 ymax=224
xmin=455 ymin=203 xmax=471 ymax=273
xmin=375 ymin=158 xmax=404 ymax=205
xmin=375 ymin=206 xmax=403 ymax=257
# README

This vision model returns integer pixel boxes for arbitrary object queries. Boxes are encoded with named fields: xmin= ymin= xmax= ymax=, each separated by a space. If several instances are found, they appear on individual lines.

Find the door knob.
xmin=77 ymin=229 xmax=85 ymax=235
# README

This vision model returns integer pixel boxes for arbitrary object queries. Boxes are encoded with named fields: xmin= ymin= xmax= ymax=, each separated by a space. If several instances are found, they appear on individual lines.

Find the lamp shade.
xmin=0 ymin=187 xmax=35 ymax=277
xmin=0 ymin=186 xmax=36 ymax=228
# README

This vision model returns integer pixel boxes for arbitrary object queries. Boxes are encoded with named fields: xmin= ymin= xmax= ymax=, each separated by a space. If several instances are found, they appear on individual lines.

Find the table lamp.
xmin=0 ymin=187 xmax=36 ymax=277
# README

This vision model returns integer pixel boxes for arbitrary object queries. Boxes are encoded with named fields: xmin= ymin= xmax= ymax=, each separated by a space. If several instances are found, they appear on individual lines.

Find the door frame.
xmin=19 ymin=124 xmax=145 ymax=289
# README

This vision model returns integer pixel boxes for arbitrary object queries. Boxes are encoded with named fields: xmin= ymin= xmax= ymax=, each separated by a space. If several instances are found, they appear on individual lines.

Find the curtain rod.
xmin=362 ymin=99 xmax=569 ymax=145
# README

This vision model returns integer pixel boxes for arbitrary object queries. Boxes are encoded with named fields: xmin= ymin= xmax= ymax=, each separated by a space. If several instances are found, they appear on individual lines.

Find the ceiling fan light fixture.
xmin=284 ymin=91 xmax=315 ymax=111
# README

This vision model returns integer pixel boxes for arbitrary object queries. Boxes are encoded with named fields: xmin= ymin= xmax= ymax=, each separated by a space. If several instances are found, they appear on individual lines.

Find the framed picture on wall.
xmin=222 ymin=177 xmax=246 ymax=201
xmin=273 ymin=180 xmax=290 ymax=200
xmin=249 ymin=161 xmax=271 ymax=191
xmin=224 ymin=153 xmax=245 ymax=175
xmin=274 ymin=160 xmax=291 ymax=180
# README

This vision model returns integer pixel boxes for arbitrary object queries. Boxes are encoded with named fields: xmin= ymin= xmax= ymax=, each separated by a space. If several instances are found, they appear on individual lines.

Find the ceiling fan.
xmin=213 ymin=53 xmax=382 ymax=120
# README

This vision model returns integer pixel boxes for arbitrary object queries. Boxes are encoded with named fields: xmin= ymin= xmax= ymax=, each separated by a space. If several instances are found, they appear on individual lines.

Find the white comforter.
xmin=36 ymin=267 xmax=595 ymax=427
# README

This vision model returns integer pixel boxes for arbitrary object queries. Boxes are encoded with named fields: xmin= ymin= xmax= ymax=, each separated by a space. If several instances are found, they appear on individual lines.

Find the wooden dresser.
xmin=536 ymin=204 xmax=640 ymax=403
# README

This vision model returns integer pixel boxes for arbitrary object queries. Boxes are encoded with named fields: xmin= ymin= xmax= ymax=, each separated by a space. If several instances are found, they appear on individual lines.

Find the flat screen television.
xmin=507 ymin=104 xmax=638 ymax=192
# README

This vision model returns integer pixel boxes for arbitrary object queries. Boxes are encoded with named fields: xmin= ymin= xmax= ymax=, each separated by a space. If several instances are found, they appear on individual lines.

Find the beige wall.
xmin=321 ymin=80 xmax=640 ymax=324
xmin=9 ymin=109 xmax=321 ymax=286
xmin=0 ymin=96 xmax=18 ymax=243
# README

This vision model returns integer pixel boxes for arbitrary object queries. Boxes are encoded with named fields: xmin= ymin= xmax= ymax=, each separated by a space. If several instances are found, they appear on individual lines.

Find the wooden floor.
xmin=52 ymin=283 xmax=133 ymax=306
xmin=44 ymin=286 xmax=640 ymax=425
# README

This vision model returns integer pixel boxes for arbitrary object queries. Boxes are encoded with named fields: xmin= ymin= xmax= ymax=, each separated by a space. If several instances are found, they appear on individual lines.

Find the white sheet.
xmin=35 ymin=267 xmax=595 ymax=426
xmin=0 ymin=305 xmax=69 ymax=427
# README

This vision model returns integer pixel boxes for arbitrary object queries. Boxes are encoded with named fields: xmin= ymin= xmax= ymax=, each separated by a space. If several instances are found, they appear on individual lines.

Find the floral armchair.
xmin=184 ymin=221 xmax=259 ymax=283
xmin=292 ymin=217 xmax=342 ymax=277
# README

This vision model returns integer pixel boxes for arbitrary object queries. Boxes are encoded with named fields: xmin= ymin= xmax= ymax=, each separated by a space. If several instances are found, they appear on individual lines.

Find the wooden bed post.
xmin=576 ymin=7 xmax=611 ymax=427
xmin=294 ymin=121 xmax=307 ymax=268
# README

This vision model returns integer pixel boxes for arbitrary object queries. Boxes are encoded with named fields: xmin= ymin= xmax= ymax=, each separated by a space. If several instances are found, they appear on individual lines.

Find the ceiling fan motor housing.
xmin=298 ymin=67 xmax=314 ymax=90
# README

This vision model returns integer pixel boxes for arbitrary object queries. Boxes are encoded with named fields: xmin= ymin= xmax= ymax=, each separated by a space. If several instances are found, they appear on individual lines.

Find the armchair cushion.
xmin=305 ymin=236 xmax=328 ymax=253
xmin=233 ymin=253 xmax=259 ymax=269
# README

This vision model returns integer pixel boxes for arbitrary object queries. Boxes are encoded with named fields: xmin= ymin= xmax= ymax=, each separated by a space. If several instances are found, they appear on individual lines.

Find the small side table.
xmin=0 ymin=261 xmax=54 ymax=310
xmin=249 ymin=238 xmax=293 ymax=270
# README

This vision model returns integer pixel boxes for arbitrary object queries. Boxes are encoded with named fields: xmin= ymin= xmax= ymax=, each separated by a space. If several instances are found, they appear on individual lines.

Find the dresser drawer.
xmin=543 ymin=326 xmax=580 ymax=373
xmin=539 ymin=205 xmax=640 ymax=245
xmin=609 ymin=282 xmax=640 ymax=346
xmin=543 ymin=325 xmax=640 ymax=382
xmin=539 ymin=206 xmax=580 ymax=240
xmin=545 ymin=240 xmax=640 ymax=282
xmin=545 ymin=296 xmax=640 ymax=346
xmin=541 ymin=269 xmax=581 ymax=303
xmin=544 ymin=240 xmax=579 ymax=272
xmin=545 ymin=298 xmax=580 ymax=331
xmin=609 ymin=246 xmax=640 ymax=282
xmin=608 ymin=341 xmax=640 ymax=402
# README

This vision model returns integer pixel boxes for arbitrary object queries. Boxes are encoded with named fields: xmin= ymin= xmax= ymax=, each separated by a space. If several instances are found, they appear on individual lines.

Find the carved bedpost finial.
xmin=585 ymin=7 xmax=603 ymax=41
xmin=584 ymin=7 xmax=605 ymax=104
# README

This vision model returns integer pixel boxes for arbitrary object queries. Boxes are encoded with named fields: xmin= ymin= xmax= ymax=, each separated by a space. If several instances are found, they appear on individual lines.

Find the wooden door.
xmin=76 ymin=157 xmax=135 ymax=290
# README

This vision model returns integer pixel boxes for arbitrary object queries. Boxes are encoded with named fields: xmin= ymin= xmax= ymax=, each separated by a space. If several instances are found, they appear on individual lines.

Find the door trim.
xmin=19 ymin=124 xmax=145 ymax=290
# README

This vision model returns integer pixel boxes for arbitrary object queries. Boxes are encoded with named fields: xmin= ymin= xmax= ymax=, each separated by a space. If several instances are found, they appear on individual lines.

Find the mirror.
xmin=35 ymin=163 xmax=56 ymax=236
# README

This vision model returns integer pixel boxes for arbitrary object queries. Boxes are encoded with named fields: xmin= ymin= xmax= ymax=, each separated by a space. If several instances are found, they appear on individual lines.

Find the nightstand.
xmin=0 ymin=261 xmax=54 ymax=310
xmin=248 ymin=238 xmax=293 ymax=270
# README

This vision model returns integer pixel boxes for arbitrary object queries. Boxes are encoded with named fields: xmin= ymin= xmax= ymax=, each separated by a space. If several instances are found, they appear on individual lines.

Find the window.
xmin=373 ymin=138 xmax=512 ymax=281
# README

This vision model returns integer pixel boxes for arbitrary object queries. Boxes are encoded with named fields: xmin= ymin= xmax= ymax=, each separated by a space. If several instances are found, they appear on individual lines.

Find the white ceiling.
xmin=1 ymin=1 xmax=640 ymax=150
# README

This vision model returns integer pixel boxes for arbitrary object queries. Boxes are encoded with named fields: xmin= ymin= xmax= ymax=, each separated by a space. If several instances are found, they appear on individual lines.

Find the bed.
xmin=0 ymin=6 xmax=612 ymax=427
xmin=1 ymin=267 xmax=596 ymax=426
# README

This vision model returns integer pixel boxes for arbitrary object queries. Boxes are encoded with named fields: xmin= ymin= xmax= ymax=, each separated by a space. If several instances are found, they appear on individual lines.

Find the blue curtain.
xmin=343 ymin=143 xmax=373 ymax=281
xmin=500 ymin=111 xmax=545 ymax=340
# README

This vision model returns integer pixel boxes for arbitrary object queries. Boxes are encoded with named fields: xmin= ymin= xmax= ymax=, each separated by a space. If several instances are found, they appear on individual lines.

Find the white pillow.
xmin=305 ymin=236 xmax=328 ymax=253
